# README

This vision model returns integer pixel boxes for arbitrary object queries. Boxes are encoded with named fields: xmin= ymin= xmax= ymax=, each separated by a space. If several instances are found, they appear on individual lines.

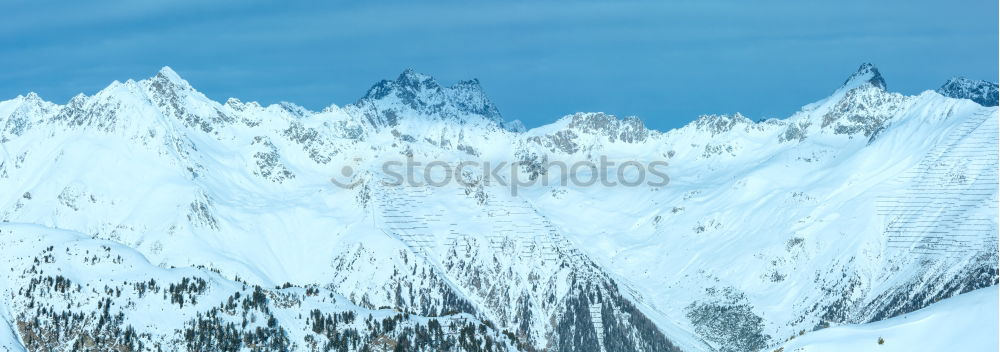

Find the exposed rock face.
xmin=820 ymin=84 xmax=906 ymax=137
xmin=0 ymin=93 xmax=57 ymax=140
xmin=564 ymin=112 xmax=649 ymax=143
xmin=692 ymin=113 xmax=753 ymax=136
xmin=842 ymin=63 xmax=887 ymax=90
xmin=348 ymin=69 xmax=504 ymax=128
xmin=937 ymin=77 xmax=999 ymax=107
xmin=523 ymin=112 xmax=652 ymax=155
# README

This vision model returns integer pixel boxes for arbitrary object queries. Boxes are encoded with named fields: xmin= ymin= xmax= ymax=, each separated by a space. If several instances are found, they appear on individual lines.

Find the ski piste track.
xmin=877 ymin=110 xmax=999 ymax=257
xmin=369 ymin=178 xmax=634 ymax=351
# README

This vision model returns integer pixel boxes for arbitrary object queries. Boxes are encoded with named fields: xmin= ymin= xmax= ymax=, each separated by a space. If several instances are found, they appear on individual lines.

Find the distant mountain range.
xmin=0 ymin=63 xmax=996 ymax=352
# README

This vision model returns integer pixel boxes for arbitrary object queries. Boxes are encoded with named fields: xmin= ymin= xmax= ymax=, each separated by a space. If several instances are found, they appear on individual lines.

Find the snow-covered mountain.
xmin=0 ymin=63 xmax=996 ymax=352
xmin=347 ymin=69 xmax=506 ymax=129
xmin=937 ymin=77 xmax=999 ymax=107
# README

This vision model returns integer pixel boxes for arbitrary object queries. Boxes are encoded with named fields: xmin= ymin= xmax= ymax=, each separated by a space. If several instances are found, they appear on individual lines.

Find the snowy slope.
xmin=521 ymin=65 xmax=998 ymax=351
xmin=773 ymin=286 xmax=998 ymax=352
xmin=0 ymin=63 xmax=996 ymax=351
xmin=0 ymin=223 xmax=516 ymax=351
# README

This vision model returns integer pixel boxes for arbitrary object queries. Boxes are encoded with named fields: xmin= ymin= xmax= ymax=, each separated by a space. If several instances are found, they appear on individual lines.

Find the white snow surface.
xmin=773 ymin=285 xmax=998 ymax=352
xmin=0 ymin=63 xmax=996 ymax=351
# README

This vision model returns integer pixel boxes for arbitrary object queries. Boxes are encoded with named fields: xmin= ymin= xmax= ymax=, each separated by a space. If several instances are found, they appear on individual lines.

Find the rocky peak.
xmin=505 ymin=119 xmax=527 ymax=133
xmin=693 ymin=113 xmax=753 ymax=136
xmin=1 ymin=92 xmax=56 ymax=138
xmin=350 ymin=69 xmax=503 ymax=128
xmin=841 ymin=63 xmax=886 ymax=91
xmin=445 ymin=79 xmax=502 ymax=123
xmin=360 ymin=69 xmax=442 ymax=102
xmin=276 ymin=101 xmax=313 ymax=118
xmin=937 ymin=77 xmax=998 ymax=107
xmin=9 ymin=92 xmax=55 ymax=113
xmin=148 ymin=66 xmax=194 ymax=92
xmin=127 ymin=66 xmax=232 ymax=133
xmin=142 ymin=67 xmax=201 ymax=116
xmin=22 ymin=92 xmax=43 ymax=103
xmin=809 ymin=65 xmax=907 ymax=141
xmin=565 ymin=112 xmax=649 ymax=143
xmin=396 ymin=68 xmax=437 ymax=90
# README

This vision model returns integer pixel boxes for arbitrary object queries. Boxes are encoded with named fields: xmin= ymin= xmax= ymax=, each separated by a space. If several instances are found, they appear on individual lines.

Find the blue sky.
xmin=1 ymin=0 xmax=996 ymax=131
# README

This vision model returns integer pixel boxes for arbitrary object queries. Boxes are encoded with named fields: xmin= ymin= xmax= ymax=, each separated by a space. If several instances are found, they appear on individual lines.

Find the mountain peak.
xmin=151 ymin=66 xmax=192 ymax=90
xmin=23 ymin=91 xmax=42 ymax=102
xmin=351 ymin=69 xmax=503 ymax=127
xmin=937 ymin=77 xmax=999 ymax=107
xmin=396 ymin=68 xmax=436 ymax=87
xmin=841 ymin=63 xmax=886 ymax=91
xmin=156 ymin=66 xmax=184 ymax=82
xmin=454 ymin=78 xmax=481 ymax=86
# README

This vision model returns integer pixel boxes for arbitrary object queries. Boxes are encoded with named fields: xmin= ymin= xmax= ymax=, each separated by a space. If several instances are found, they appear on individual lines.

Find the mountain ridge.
xmin=937 ymin=76 xmax=999 ymax=107
xmin=3 ymin=63 xmax=996 ymax=140
xmin=0 ymin=63 xmax=996 ymax=352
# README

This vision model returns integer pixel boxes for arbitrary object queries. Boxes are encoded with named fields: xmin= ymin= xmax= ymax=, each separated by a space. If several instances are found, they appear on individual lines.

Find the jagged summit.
xmin=804 ymin=63 xmax=905 ymax=139
xmin=358 ymin=69 xmax=446 ymax=103
xmin=395 ymin=68 xmax=436 ymax=89
xmin=350 ymin=69 xmax=504 ymax=128
xmin=937 ymin=77 xmax=999 ymax=107
xmin=156 ymin=66 xmax=183 ymax=81
xmin=22 ymin=91 xmax=43 ymax=102
xmin=692 ymin=112 xmax=754 ymax=136
xmin=841 ymin=63 xmax=886 ymax=91
xmin=150 ymin=66 xmax=193 ymax=89
xmin=505 ymin=119 xmax=526 ymax=133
